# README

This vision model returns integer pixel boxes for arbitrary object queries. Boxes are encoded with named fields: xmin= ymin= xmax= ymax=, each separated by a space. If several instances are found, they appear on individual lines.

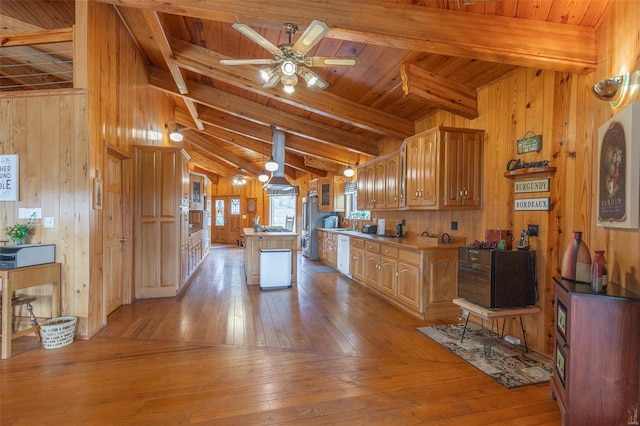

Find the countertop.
xmin=243 ymin=227 xmax=298 ymax=237
xmin=316 ymin=228 xmax=465 ymax=250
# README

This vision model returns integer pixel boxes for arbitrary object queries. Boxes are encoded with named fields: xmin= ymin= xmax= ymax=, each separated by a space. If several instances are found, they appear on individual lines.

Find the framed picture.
xmin=0 ymin=155 xmax=19 ymax=201
xmin=555 ymin=340 xmax=566 ymax=386
xmin=556 ymin=300 xmax=567 ymax=339
xmin=597 ymin=102 xmax=640 ymax=228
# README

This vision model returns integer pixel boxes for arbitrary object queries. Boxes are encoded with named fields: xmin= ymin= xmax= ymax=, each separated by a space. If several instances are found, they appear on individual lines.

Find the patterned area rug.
xmin=417 ymin=324 xmax=553 ymax=389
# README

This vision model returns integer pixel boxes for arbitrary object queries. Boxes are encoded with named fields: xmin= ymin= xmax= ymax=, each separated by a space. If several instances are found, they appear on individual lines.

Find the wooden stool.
xmin=0 ymin=295 xmax=41 ymax=341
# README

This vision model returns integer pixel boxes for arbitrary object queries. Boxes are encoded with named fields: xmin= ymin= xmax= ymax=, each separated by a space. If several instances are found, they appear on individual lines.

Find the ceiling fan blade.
xmin=220 ymin=58 xmax=276 ymax=66
xmin=306 ymin=56 xmax=360 ymax=67
xmin=292 ymin=19 xmax=330 ymax=55
xmin=231 ymin=23 xmax=282 ymax=55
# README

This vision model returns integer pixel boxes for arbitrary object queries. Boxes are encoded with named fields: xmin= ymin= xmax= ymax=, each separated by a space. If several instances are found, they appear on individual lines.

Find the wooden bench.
xmin=453 ymin=298 xmax=541 ymax=356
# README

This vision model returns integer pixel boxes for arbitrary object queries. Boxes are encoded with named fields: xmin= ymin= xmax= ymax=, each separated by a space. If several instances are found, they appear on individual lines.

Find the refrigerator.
xmin=301 ymin=194 xmax=333 ymax=260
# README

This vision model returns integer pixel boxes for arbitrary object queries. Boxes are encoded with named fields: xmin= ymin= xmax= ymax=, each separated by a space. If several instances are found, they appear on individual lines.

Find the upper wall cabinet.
xmin=357 ymin=154 xmax=403 ymax=211
xmin=314 ymin=176 xmax=346 ymax=212
xmin=405 ymin=126 xmax=484 ymax=210
xmin=190 ymin=172 xmax=205 ymax=210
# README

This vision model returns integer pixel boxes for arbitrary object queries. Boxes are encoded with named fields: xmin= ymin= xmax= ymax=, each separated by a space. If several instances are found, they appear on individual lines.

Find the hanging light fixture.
xmin=258 ymin=142 xmax=270 ymax=182
xmin=343 ymin=159 xmax=357 ymax=177
xmin=258 ymin=168 xmax=269 ymax=182
xmin=164 ymin=119 xmax=184 ymax=142
xmin=265 ymin=154 xmax=279 ymax=172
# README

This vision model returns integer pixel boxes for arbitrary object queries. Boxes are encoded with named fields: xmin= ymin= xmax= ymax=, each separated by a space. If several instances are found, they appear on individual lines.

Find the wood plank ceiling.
xmin=0 ymin=0 xmax=612 ymax=182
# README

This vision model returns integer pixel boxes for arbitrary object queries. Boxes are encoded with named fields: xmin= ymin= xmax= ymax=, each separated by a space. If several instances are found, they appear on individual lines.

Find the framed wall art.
xmin=596 ymin=102 xmax=640 ymax=229
xmin=0 ymin=155 xmax=19 ymax=201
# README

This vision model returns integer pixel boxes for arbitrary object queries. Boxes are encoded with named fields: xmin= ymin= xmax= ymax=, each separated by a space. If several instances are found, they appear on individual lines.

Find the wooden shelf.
xmin=503 ymin=166 xmax=556 ymax=179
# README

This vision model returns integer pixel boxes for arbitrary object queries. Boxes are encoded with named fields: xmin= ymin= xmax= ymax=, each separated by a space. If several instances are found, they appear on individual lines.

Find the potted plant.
xmin=6 ymin=213 xmax=35 ymax=245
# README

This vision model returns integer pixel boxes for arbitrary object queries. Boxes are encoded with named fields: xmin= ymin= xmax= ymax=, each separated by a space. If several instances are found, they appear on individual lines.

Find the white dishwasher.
xmin=337 ymin=234 xmax=351 ymax=277
xmin=259 ymin=249 xmax=292 ymax=290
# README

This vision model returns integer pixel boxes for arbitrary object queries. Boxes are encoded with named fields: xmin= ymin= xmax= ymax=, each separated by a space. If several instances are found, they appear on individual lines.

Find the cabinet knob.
xmin=120 ymin=238 xmax=127 ymax=243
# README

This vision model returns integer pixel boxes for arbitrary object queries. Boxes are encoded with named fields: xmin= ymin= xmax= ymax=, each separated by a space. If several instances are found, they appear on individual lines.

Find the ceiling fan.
xmin=220 ymin=20 xmax=359 ymax=94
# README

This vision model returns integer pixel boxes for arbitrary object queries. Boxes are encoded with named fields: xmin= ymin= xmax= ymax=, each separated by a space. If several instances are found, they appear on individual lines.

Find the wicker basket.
xmin=41 ymin=316 xmax=77 ymax=349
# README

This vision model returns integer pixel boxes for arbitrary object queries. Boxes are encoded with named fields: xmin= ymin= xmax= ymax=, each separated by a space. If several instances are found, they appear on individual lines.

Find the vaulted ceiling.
xmin=0 ymin=0 xmax=612 ymax=181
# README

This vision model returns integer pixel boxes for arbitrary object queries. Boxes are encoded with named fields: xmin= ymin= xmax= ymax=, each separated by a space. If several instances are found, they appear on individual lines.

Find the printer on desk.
xmin=0 ymin=244 xmax=55 ymax=269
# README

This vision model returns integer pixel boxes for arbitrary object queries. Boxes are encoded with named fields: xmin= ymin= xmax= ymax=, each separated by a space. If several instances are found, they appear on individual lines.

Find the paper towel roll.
xmin=377 ymin=219 xmax=385 ymax=235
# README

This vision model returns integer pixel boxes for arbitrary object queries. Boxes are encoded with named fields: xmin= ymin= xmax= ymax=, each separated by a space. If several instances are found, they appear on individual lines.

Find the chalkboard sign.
xmin=517 ymin=134 xmax=542 ymax=154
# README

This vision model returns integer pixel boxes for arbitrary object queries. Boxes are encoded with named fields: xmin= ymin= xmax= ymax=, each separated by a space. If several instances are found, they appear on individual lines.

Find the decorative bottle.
xmin=560 ymin=231 xmax=592 ymax=283
xmin=591 ymin=250 xmax=606 ymax=293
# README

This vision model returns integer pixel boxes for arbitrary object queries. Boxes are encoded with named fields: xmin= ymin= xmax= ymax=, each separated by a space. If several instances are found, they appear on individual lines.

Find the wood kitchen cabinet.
xmin=550 ymin=277 xmax=640 ymax=425
xmin=324 ymin=232 xmax=338 ymax=268
xmin=243 ymin=229 xmax=297 ymax=286
xmin=346 ymin=235 xmax=458 ymax=319
xmin=317 ymin=229 xmax=326 ymax=261
xmin=405 ymin=126 xmax=483 ymax=210
xmin=357 ymin=154 xmax=402 ymax=210
xmin=350 ymin=237 xmax=365 ymax=281
xmin=135 ymin=146 xmax=190 ymax=298
xmin=396 ymin=248 xmax=422 ymax=312
xmin=316 ymin=176 xmax=345 ymax=212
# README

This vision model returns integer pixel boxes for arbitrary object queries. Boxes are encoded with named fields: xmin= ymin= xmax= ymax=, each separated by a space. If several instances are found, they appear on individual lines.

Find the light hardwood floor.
xmin=1 ymin=247 xmax=561 ymax=425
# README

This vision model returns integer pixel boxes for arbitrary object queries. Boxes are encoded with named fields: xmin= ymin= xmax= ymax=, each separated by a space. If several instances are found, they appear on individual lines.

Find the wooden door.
xmin=213 ymin=196 xmax=243 ymax=245
xmin=104 ymin=150 xmax=128 ymax=315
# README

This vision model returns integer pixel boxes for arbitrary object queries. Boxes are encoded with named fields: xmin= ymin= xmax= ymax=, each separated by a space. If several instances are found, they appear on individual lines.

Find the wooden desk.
xmin=1 ymin=263 xmax=61 ymax=359
xmin=453 ymin=298 xmax=541 ymax=356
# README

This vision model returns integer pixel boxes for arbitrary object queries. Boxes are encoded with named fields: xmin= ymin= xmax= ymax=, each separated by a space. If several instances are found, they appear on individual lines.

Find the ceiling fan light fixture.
xmin=260 ymin=67 xmax=275 ymax=82
xmin=281 ymin=60 xmax=297 ymax=76
xmin=300 ymin=68 xmax=318 ymax=87
xmin=232 ymin=174 xmax=247 ymax=186
xmin=281 ymin=73 xmax=298 ymax=94
xmin=265 ymin=155 xmax=279 ymax=172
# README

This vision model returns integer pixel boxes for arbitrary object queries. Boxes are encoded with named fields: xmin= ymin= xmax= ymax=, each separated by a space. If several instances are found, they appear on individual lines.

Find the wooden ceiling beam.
xmin=0 ymin=27 xmax=73 ymax=46
xmin=140 ymin=10 xmax=204 ymax=130
xmin=96 ymin=0 xmax=597 ymax=73
xmin=185 ymin=130 xmax=263 ymax=177
xmin=191 ymin=164 xmax=220 ymax=185
xmin=169 ymin=37 xmax=413 ymax=138
xmin=175 ymin=110 xmax=328 ymax=177
xmin=176 ymin=108 xmax=362 ymax=165
xmin=187 ymin=151 xmax=237 ymax=178
xmin=149 ymin=67 xmax=378 ymax=156
xmin=400 ymin=63 xmax=478 ymax=120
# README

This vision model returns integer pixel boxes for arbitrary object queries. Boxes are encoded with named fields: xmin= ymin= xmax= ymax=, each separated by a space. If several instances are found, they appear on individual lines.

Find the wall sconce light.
xmin=165 ymin=119 xmax=184 ymax=142
xmin=265 ymin=155 xmax=279 ymax=172
xmin=343 ymin=159 xmax=357 ymax=177
xmin=592 ymin=74 xmax=629 ymax=106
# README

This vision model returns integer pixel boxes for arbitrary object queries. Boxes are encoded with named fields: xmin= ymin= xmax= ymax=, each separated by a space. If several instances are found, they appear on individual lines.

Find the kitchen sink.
xmin=379 ymin=234 xmax=402 ymax=238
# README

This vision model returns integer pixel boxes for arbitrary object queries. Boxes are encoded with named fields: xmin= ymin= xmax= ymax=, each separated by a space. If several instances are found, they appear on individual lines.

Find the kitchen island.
xmin=243 ymin=228 xmax=298 ymax=286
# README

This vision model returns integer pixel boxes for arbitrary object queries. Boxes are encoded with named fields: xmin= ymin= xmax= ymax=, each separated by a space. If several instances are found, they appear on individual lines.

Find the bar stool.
xmin=0 ymin=294 xmax=41 ymax=340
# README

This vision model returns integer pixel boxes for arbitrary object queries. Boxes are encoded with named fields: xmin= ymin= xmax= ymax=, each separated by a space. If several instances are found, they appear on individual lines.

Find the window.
xmin=269 ymin=195 xmax=296 ymax=227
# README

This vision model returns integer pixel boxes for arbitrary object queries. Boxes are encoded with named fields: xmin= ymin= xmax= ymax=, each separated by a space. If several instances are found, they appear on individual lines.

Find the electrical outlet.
xmin=451 ymin=221 xmax=458 ymax=230
xmin=44 ymin=217 xmax=54 ymax=228
xmin=527 ymin=224 xmax=539 ymax=237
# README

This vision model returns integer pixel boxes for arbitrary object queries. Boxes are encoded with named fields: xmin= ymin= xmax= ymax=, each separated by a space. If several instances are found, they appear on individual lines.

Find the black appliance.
xmin=458 ymin=247 xmax=536 ymax=309
xmin=361 ymin=224 xmax=377 ymax=234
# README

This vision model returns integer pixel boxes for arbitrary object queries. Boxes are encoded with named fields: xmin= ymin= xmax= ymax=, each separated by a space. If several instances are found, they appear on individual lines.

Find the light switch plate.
xmin=44 ymin=217 xmax=54 ymax=228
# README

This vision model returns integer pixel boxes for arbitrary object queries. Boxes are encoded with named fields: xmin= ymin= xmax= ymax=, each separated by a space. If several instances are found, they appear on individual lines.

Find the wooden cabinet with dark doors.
xmin=550 ymin=277 xmax=640 ymax=425
xmin=405 ymin=126 xmax=483 ymax=210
